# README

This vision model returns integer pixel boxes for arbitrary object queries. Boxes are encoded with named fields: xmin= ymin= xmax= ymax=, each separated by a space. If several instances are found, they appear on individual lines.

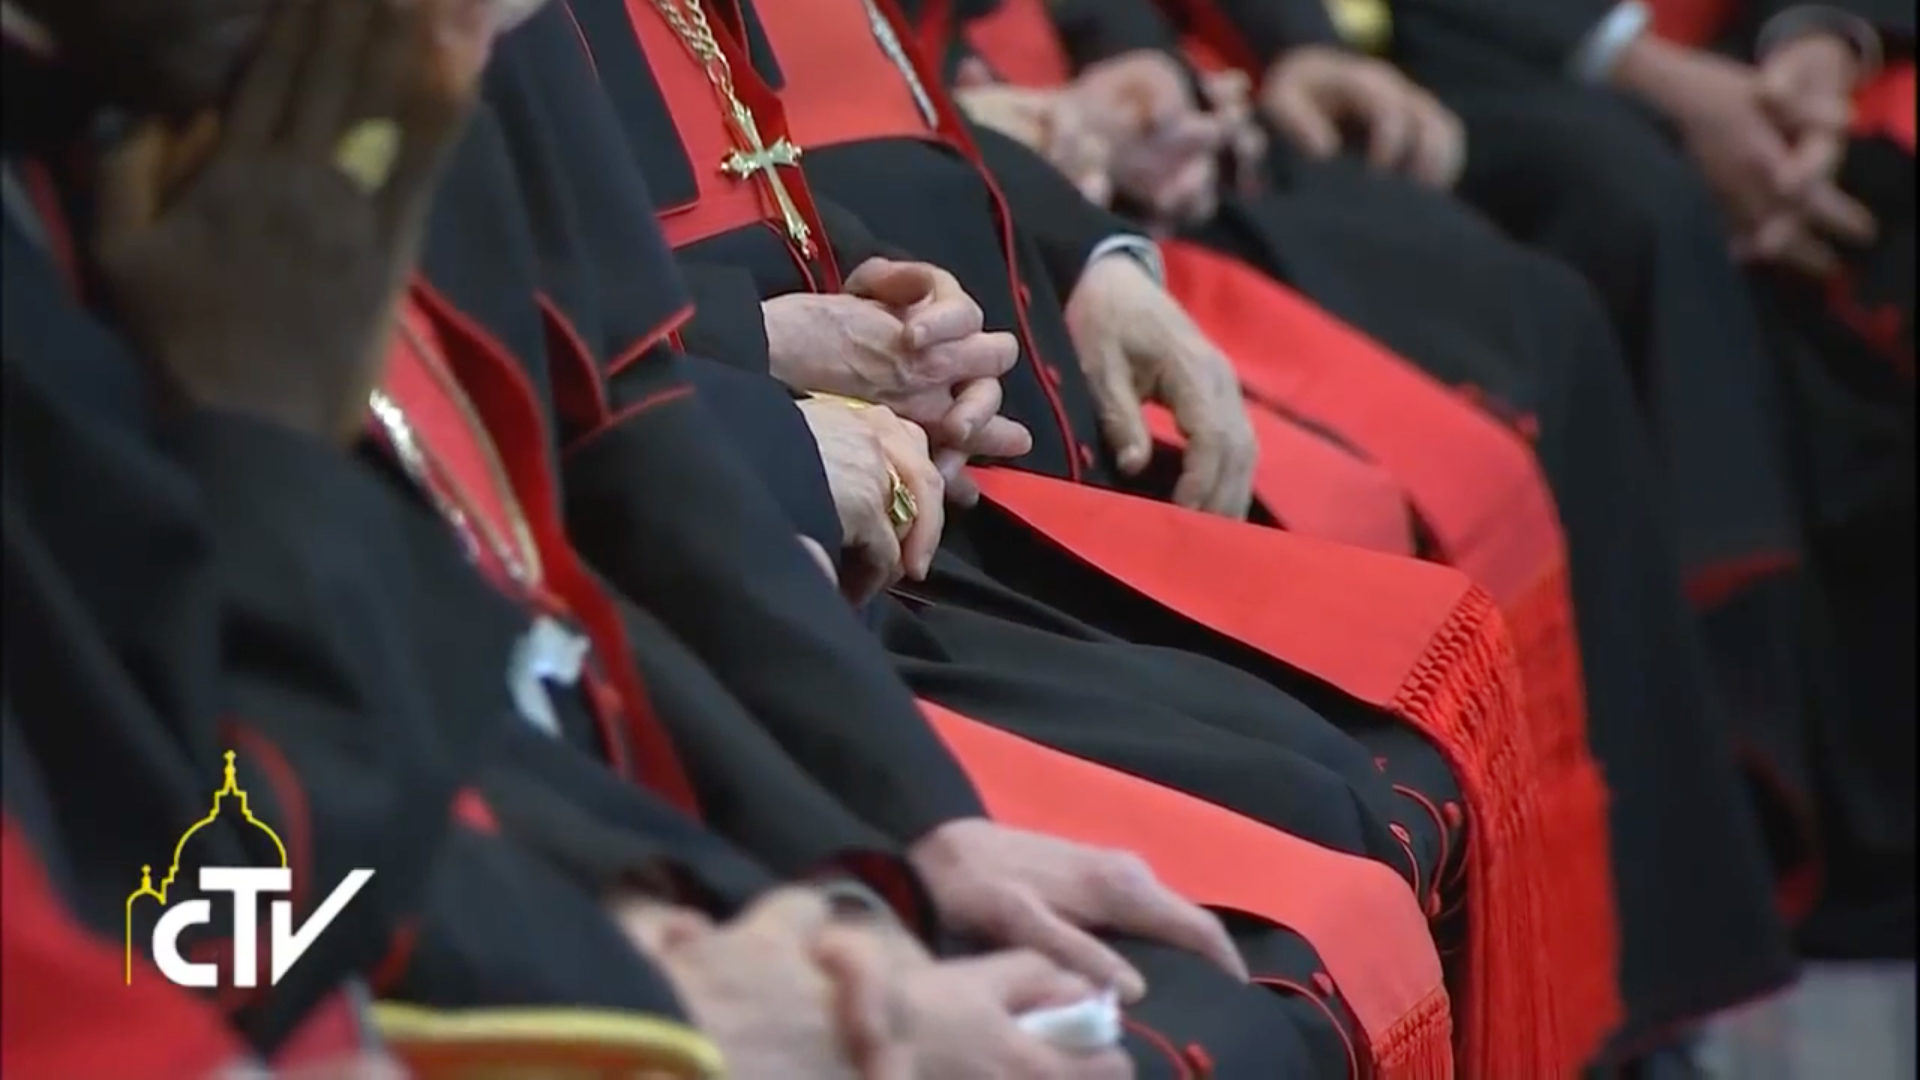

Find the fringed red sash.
xmin=968 ymin=466 xmax=1571 ymax=1077
xmin=918 ymin=701 xmax=1454 ymax=1080
xmin=1157 ymin=139 xmax=1616 ymax=1080
xmin=953 ymin=1 xmax=1619 ymax=1062
xmin=377 ymin=290 xmax=703 ymax=815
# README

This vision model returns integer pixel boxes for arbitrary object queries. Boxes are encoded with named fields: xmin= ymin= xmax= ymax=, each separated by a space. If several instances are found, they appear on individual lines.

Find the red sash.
xmin=916 ymin=701 xmax=1452 ymax=1073
xmin=376 ymin=289 xmax=702 ymax=815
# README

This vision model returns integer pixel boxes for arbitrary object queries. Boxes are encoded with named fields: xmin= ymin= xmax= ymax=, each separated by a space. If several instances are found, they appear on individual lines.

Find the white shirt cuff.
xmin=1086 ymin=234 xmax=1166 ymax=288
xmin=1570 ymin=1 xmax=1653 ymax=84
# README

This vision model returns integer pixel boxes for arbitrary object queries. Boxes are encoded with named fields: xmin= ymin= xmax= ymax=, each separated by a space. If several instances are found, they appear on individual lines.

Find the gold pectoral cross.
xmin=719 ymin=100 xmax=814 ymax=257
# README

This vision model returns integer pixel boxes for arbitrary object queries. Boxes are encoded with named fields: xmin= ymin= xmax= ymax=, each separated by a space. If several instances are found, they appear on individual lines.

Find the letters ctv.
xmin=124 ymin=751 xmax=374 ymax=989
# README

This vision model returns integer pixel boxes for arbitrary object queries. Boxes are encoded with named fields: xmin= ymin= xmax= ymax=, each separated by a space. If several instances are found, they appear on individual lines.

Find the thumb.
xmin=1091 ymin=349 xmax=1152 ymax=475
xmin=845 ymin=257 xmax=937 ymax=309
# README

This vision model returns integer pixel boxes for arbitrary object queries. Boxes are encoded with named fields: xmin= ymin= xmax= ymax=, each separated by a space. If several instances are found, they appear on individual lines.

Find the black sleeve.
xmin=1385 ymin=0 xmax=1614 ymax=72
xmin=561 ymin=351 xmax=988 ymax=852
xmin=970 ymin=122 xmax=1140 ymax=297
xmin=1049 ymin=0 xmax=1189 ymax=66
xmin=820 ymin=194 xmax=917 ymax=270
xmin=672 ymin=349 xmax=844 ymax=556
xmin=672 ymin=260 xmax=774 ymax=374
xmin=1172 ymin=0 xmax=1347 ymax=61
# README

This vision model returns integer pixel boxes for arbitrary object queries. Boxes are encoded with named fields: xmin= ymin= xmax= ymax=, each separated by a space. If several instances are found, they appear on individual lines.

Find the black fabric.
xmin=0 ymin=190 xmax=692 ymax=1042
xmin=555 ymin=0 xmax=1465 ymax=928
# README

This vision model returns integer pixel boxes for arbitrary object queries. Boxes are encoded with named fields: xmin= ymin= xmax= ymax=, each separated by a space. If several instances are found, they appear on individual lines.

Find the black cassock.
xmin=0 ymin=138 xmax=710 ymax=1073
xmin=1379 ymin=0 xmax=1917 ymax=995
xmin=416 ymin=92 xmax=1395 ymax=1075
xmin=945 ymin=0 xmax=1809 ymax=1057
xmin=494 ymin=4 xmax=1610 ymax=1075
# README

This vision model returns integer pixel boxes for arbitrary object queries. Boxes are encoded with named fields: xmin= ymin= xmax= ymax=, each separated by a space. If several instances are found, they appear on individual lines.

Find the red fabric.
xmin=609 ymin=0 xmax=841 ymax=287
xmin=1647 ymin=0 xmax=1738 ymax=46
xmin=385 ymin=290 xmax=704 ymax=816
xmin=1855 ymin=62 xmax=1916 ymax=150
xmin=1166 ymin=194 xmax=1620 ymax=1077
xmin=1144 ymin=402 xmax=1417 ymax=554
xmin=969 ymin=467 xmax=1571 ymax=1077
xmin=961 ymin=0 xmax=1073 ymax=86
xmin=922 ymin=701 xmax=1454 ymax=1080
xmin=2 ymin=817 xmax=248 ymax=1078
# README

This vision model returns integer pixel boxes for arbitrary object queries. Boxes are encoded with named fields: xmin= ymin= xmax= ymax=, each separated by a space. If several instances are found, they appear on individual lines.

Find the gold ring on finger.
xmin=886 ymin=468 xmax=918 ymax=532
xmin=333 ymin=118 xmax=403 ymax=195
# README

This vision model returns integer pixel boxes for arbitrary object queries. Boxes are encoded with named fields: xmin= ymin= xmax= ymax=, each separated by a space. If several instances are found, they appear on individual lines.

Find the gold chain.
xmin=368 ymin=322 xmax=543 ymax=587
xmin=647 ymin=0 xmax=739 ymax=100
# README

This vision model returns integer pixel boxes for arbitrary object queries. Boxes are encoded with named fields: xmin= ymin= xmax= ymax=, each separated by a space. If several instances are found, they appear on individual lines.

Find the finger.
xmin=956 ymin=56 xmax=999 ymax=89
xmin=895 ymin=453 xmax=946 ymax=581
xmin=1083 ymin=854 xmax=1249 ymax=983
xmin=998 ymin=898 xmax=1148 ymax=1003
xmin=1773 ymin=130 xmax=1846 ymax=201
xmin=936 ymin=448 xmax=982 ymax=507
xmin=377 ymin=0 xmax=488 ymax=234
xmin=937 ymin=377 xmax=1006 ymax=446
xmin=914 ymin=331 xmax=1013 ymax=391
xmin=93 ymin=125 xmax=172 ymax=249
xmin=904 ymin=299 xmax=987 ymax=350
xmin=1158 ymin=369 xmax=1231 ymax=512
xmin=846 ymin=257 xmax=936 ymax=308
xmin=223 ymin=0 xmax=317 ymax=147
xmin=1266 ymin=88 xmax=1340 ymax=158
xmin=1411 ymin=102 xmax=1464 ymax=189
xmin=1358 ymin=86 xmax=1416 ymax=173
xmin=284 ymin=0 xmax=377 ymax=154
xmin=812 ymin=928 xmax=911 ymax=1076
xmin=1747 ymin=211 xmax=1803 ymax=260
xmin=954 ymin=950 xmax=1101 ymax=1013
xmin=962 ymin=416 xmax=1034 ymax=461
xmin=1803 ymin=181 xmax=1877 ymax=246
xmin=845 ymin=510 xmax=904 ymax=604
xmin=1089 ymin=349 xmax=1152 ymax=475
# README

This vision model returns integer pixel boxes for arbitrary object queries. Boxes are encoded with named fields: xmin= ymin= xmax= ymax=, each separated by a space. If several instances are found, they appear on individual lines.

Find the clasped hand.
xmin=769 ymin=258 xmax=1032 ymax=597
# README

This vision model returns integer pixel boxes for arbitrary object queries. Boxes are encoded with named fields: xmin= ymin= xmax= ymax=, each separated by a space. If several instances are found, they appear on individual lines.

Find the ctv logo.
xmin=125 ymin=751 xmax=374 ymax=989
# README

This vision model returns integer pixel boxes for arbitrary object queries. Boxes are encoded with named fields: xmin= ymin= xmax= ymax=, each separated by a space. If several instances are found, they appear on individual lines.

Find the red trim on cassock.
xmin=614 ymin=0 xmax=843 ymax=290
xmin=2 ymin=816 xmax=255 ymax=1077
xmin=382 ymin=287 xmax=704 ymax=817
xmin=920 ymin=695 xmax=1457 ymax=1080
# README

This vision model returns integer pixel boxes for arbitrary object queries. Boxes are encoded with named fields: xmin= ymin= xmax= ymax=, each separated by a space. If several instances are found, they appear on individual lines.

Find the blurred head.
xmin=8 ymin=0 xmax=549 ymax=117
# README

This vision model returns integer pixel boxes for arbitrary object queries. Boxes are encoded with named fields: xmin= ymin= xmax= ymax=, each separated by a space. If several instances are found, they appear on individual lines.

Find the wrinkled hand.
xmin=1067 ymin=51 xmax=1219 ymax=224
xmin=1064 ymin=257 xmax=1256 ymax=518
xmin=1617 ymin=38 xmax=1874 ymax=276
xmin=799 ymin=398 xmax=946 ymax=600
xmin=843 ymin=258 xmax=1032 ymax=506
xmin=1259 ymin=46 xmax=1463 ymax=188
xmin=1203 ymin=69 xmax=1270 ymax=194
xmin=956 ymin=82 xmax=1116 ymax=205
xmin=93 ymin=0 xmax=487 ymax=445
xmin=1752 ymin=33 xmax=1878 ymax=274
xmin=824 ymin=930 xmax=1136 ymax=1080
xmin=908 ymin=818 xmax=1249 ymax=1004
xmin=609 ymin=890 xmax=909 ymax=1080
